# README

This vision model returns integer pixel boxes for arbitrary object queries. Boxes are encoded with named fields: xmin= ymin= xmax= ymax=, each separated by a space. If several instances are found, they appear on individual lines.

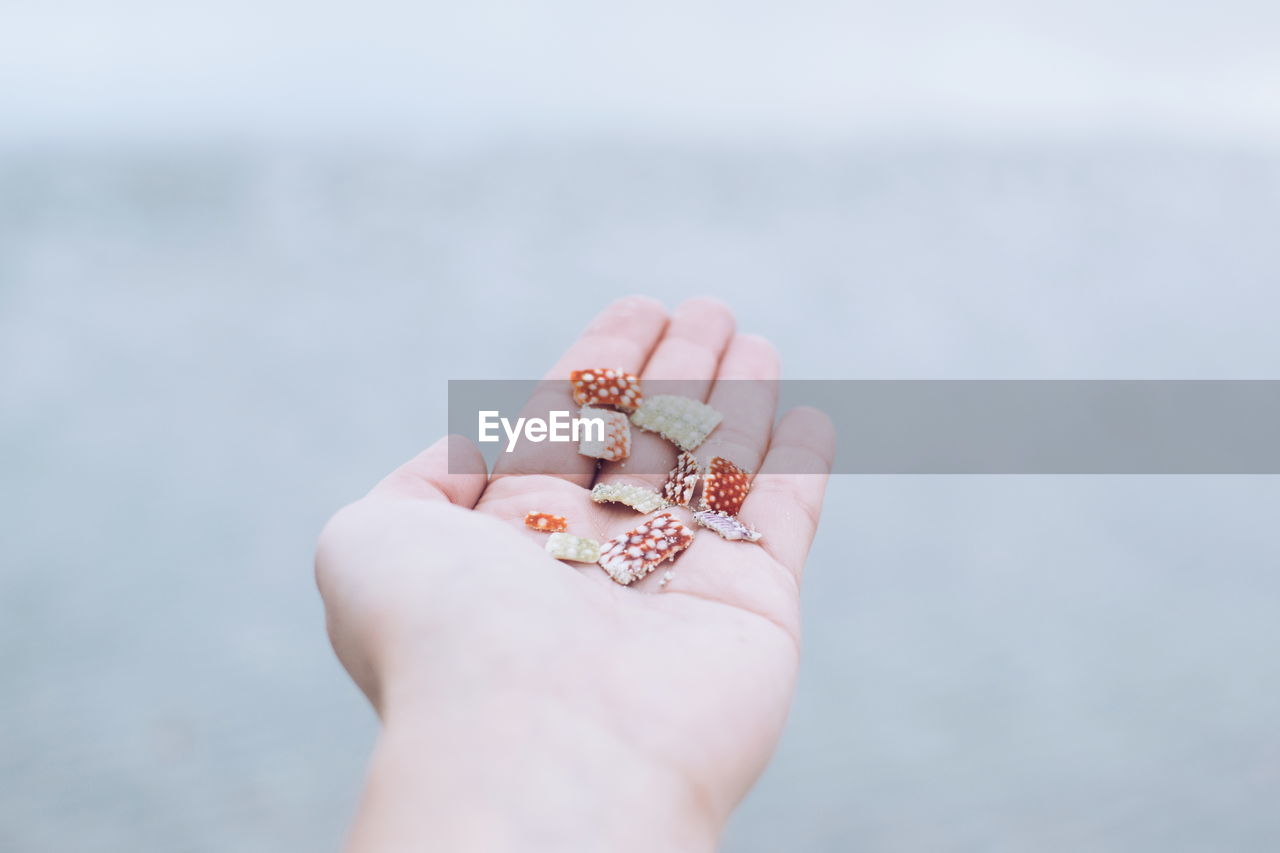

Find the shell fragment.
xmin=630 ymin=395 xmax=722 ymax=452
xmin=659 ymin=451 xmax=700 ymax=507
xmin=524 ymin=512 xmax=568 ymax=533
xmin=577 ymin=406 xmax=631 ymax=461
xmin=591 ymin=482 xmax=668 ymax=514
xmin=694 ymin=457 xmax=762 ymax=543
xmin=545 ymin=532 xmax=602 ymax=563
xmin=692 ymin=509 xmax=762 ymax=542
xmin=700 ymin=456 xmax=751 ymax=517
xmin=598 ymin=512 xmax=695 ymax=585
xmin=570 ymin=368 xmax=643 ymax=412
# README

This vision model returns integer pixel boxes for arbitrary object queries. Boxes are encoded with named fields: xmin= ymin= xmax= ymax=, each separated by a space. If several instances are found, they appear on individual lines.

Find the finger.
xmin=595 ymin=298 xmax=736 ymax=489
xmin=370 ymin=434 xmax=489 ymax=507
xmin=635 ymin=297 xmax=736 ymax=398
xmin=697 ymin=334 xmax=781 ymax=475
xmin=741 ymin=406 xmax=836 ymax=581
xmin=489 ymin=296 xmax=668 ymax=487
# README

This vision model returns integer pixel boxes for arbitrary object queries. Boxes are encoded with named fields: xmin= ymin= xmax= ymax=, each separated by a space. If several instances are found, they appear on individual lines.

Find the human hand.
xmin=316 ymin=297 xmax=834 ymax=852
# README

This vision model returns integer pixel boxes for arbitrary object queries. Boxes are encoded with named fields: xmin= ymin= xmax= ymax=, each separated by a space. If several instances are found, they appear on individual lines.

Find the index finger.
xmin=489 ymin=296 xmax=668 ymax=487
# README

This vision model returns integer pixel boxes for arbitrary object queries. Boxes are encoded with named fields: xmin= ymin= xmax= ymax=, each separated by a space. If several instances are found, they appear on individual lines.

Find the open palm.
xmin=316 ymin=297 xmax=834 ymax=848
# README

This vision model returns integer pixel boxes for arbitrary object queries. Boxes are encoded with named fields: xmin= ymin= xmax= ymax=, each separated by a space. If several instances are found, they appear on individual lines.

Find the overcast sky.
xmin=3 ymin=0 xmax=1279 ymax=144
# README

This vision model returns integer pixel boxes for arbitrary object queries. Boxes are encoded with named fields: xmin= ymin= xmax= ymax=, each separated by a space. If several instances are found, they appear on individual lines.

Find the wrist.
xmin=347 ymin=681 xmax=721 ymax=852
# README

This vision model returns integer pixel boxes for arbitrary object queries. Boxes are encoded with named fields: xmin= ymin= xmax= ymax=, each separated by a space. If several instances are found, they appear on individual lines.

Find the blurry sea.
xmin=3 ymin=140 xmax=1279 ymax=851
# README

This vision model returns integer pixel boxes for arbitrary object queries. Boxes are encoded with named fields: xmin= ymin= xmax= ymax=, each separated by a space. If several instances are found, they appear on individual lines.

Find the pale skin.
xmin=315 ymin=296 xmax=835 ymax=851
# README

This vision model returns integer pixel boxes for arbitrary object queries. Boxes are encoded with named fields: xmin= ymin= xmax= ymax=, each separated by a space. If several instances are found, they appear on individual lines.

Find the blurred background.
xmin=3 ymin=2 xmax=1279 ymax=850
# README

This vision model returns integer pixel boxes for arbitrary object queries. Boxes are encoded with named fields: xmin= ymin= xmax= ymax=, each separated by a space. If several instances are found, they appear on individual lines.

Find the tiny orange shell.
xmin=701 ymin=456 xmax=751 ymax=517
xmin=569 ymin=368 xmax=643 ymax=412
xmin=523 ymin=512 xmax=568 ymax=533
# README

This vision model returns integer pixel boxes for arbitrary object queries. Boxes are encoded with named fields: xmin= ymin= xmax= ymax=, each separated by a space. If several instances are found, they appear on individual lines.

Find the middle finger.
xmin=594 ymin=298 xmax=736 ymax=491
